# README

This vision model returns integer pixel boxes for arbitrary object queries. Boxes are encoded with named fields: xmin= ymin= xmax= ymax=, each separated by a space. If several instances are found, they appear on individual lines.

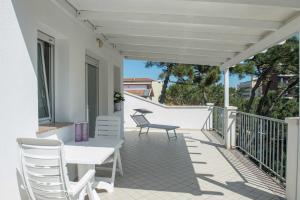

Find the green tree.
xmin=193 ymin=65 xmax=221 ymax=104
xmin=165 ymin=65 xmax=221 ymax=105
xmin=145 ymin=62 xmax=175 ymax=104
xmin=145 ymin=62 xmax=193 ymax=104
xmin=231 ymin=37 xmax=299 ymax=116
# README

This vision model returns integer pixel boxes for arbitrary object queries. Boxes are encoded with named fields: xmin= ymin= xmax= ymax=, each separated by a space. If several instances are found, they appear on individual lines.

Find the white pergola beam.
xmin=117 ymin=44 xmax=237 ymax=58
xmin=110 ymin=37 xmax=248 ymax=52
xmin=79 ymin=10 xmax=282 ymax=30
xmin=184 ymin=0 xmax=300 ymax=10
xmin=125 ymin=55 xmax=221 ymax=66
xmin=222 ymin=14 xmax=300 ymax=69
xmin=121 ymin=51 xmax=227 ymax=63
xmin=95 ymin=22 xmax=265 ymax=36
xmin=104 ymin=33 xmax=260 ymax=44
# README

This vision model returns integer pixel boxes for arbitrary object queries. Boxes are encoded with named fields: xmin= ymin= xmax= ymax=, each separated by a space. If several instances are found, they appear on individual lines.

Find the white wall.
xmin=0 ymin=0 xmax=123 ymax=199
xmin=0 ymin=1 xmax=38 ymax=199
xmin=124 ymin=92 xmax=211 ymax=129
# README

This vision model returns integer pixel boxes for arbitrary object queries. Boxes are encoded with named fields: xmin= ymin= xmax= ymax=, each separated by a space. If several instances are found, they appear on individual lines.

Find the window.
xmin=37 ymin=32 xmax=55 ymax=122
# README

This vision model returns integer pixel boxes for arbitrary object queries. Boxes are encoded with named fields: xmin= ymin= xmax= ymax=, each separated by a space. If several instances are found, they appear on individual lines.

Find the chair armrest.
xmin=70 ymin=169 xmax=95 ymax=196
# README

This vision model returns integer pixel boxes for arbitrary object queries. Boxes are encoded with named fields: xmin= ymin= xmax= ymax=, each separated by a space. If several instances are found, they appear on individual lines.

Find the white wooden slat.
xmin=97 ymin=126 xmax=119 ymax=131
xmin=117 ymin=44 xmax=238 ymax=57
xmin=79 ymin=10 xmax=282 ymax=30
xmin=122 ymin=51 xmax=228 ymax=62
xmin=110 ymin=37 xmax=248 ymax=52
xmin=182 ymin=0 xmax=300 ymax=10
xmin=104 ymin=31 xmax=261 ymax=44
xmin=125 ymin=55 xmax=221 ymax=66
xmin=97 ymin=121 xmax=119 ymax=126
xmin=95 ymin=116 xmax=121 ymax=137
xmin=222 ymin=14 xmax=300 ymax=69
xmin=96 ymin=131 xmax=119 ymax=136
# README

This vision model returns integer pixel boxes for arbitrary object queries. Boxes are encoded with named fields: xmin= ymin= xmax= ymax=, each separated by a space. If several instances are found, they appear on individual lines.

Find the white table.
xmin=64 ymin=137 xmax=124 ymax=192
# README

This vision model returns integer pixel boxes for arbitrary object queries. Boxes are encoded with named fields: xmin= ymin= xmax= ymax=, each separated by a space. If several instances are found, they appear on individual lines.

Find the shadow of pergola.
xmin=99 ymin=129 xmax=285 ymax=199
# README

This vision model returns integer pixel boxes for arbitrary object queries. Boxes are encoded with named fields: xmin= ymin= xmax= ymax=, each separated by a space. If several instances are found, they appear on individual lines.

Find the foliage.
xmin=163 ymin=65 xmax=221 ymax=105
xmin=114 ymin=91 xmax=125 ymax=103
xmin=145 ymin=37 xmax=299 ymax=120
xmin=231 ymin=37 xmax=299 ymax=116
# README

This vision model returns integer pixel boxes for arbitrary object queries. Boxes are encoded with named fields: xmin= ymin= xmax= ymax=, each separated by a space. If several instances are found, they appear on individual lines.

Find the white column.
xmin=285 ymin=117 xmax=300 ymax=200
xmin=224 ymin=106 xmax=237 ymax=149
xmin=224 ymin=68 xmax=230 ymax=107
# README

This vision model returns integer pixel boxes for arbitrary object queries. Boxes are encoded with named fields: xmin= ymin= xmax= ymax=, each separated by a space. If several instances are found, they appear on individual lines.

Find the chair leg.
xmin=146 ymin=127 xmax=150 ymax=134
xmin=138 ymin=127 xmax=143 ymax=136
xmin=166 ymin=130 xmax=170 ymax=140
xmin=78 ymin=188 xmax=86 ymax=200
xmin=174 ymin=129 xmax=178 ymax=138
xmin=116 ymin=149 xmax=123 ymax=176
xmin=110 ymin=150 xmax=118 ymax=189
xmin=166 ymin=129 xmax=178 ymax=140
xmin=86 ymin=182 xmax=100 ymax=200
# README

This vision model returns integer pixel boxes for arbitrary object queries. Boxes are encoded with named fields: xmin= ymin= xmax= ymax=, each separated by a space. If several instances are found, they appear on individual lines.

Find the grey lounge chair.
xmin=131 ymin=114 xmax=179 ymax=140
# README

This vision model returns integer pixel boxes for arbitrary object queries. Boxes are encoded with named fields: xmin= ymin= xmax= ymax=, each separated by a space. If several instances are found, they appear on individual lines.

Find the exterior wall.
xmin=124 ymin=92 xmax=211 ymax=129
xmin=237 ymin=79 xmax=262 ymax=98
xmin=0 ymin=0 xmax=123 ymax=199
xmin=151 ymin=80 xmax=163 ymax=103
xmin=124 ymin=84 xmax=149 ymax=90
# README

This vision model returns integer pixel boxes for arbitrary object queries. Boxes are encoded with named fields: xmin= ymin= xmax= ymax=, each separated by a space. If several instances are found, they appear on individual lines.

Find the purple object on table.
xmin=82 ymin=122 xmax=89 ymax=141
xmin=75 ymin=123 xmax=82 ymax=142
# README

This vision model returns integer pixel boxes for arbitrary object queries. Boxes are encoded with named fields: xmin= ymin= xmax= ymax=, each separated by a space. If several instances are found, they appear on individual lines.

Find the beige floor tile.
xmin=98 ymin=129 xmax=286 ymax=200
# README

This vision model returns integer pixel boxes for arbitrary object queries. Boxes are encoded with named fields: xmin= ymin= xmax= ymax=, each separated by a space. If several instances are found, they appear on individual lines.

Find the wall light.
xmin=96 ymin=38 xmax=103 ymax=48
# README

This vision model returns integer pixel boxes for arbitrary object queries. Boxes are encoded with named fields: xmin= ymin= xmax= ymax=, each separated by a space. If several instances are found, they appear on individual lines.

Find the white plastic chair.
xmin=95 ymin=116 xmax=123 ymax=176
xmin=17 ymin=138 xmax=100 ymax=200
xmin=95 ymin=116 xmax=121 ymax=138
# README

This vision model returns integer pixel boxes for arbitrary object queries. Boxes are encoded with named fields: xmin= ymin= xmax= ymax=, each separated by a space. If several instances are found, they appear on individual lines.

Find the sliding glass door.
xmin=86 ymin=56 xmax=99 ymax=137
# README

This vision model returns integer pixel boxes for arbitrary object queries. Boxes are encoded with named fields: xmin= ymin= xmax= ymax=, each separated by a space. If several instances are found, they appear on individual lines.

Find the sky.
xmin=123 ymin=59 xmax=251 ymax=88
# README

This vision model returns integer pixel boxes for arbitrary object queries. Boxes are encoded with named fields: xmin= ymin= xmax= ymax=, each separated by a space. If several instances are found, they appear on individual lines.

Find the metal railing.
xmin=236 ymin=111 xmax=287 ymax=182
xmin=212 ymin=106 xmax=225 ymax=139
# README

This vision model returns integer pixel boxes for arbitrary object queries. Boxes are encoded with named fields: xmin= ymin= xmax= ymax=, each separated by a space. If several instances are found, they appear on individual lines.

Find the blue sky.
xmin=123 ymin=59 xmax=251 ymax=88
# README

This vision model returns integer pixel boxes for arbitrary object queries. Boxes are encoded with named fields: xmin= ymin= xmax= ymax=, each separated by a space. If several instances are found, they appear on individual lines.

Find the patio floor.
xmin=98 ymin=129 xmax=286 ymax=200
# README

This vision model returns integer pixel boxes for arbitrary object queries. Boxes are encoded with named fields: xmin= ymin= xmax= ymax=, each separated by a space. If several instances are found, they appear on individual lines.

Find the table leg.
xmin=117 ymin=149 xmax=123 ymax=176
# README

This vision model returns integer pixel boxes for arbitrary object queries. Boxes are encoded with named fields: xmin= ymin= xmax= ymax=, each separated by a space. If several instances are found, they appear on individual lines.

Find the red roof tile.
xmin=123 ymin=78 xmax=153 ymax=82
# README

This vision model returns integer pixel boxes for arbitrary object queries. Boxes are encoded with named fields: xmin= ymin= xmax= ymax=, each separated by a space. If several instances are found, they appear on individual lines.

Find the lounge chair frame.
xmin=131 ymin=114 xmax=179 ymax=140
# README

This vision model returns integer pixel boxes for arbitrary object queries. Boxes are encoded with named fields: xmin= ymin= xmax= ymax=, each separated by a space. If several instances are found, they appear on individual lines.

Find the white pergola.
xmin=57 ymin=0 xmax=300 ymax=106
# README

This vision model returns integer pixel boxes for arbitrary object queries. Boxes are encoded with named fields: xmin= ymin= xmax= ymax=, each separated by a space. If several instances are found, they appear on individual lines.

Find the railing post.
xmin=206 ymin=103 xmax=214 ymax=130
xmin=285 ymin=117 xmax=300 ymax=200
xmin=224 ymin=106 xmax=237 ymax=149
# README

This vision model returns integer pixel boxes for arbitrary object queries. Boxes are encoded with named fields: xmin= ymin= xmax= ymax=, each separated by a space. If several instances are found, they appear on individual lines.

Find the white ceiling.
xmin=66 ymin=0 xmax=300 ymax=68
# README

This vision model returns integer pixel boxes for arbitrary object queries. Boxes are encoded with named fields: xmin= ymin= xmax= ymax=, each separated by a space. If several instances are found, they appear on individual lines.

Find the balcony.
xmin=99 ymin=128 xmax=285 ymax=200
xmin=2 ymin=0 xmax=300 ymax=199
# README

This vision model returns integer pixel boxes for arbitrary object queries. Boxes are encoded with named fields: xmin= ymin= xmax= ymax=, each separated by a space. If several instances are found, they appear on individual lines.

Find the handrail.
xmin=212 ymin=106 xmax=225 ymax=139
xmin=235 ymin=111 xmax=287 ymax=183
xmin=236 ymin=111 xmax=286 ymax=123
xmin=203 ymin=106 xmax=288 ymax=183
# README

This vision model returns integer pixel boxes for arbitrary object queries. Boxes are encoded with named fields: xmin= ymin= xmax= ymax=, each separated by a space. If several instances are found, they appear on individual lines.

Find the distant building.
xmin=151 ymin=80 xmax=163 ymax=103
xmin=268 ymin=74 xmax=297 ymax=99
xmin=123 ymin=78 xmax=163 ymax=103
xmin=237 ymin=74 xmax=297 ymax=99
xmin=237 ymin=78 xmax=262 ymax=98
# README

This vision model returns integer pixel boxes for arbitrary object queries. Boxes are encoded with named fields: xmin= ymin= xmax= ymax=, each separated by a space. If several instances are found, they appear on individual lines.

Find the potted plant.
xmin=114 ymin=91 xmax=125 ymax=111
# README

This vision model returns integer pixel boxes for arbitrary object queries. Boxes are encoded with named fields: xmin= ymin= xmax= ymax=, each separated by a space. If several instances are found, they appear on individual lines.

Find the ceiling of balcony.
xmin=66 ymin=0 xmax=300 ymax=68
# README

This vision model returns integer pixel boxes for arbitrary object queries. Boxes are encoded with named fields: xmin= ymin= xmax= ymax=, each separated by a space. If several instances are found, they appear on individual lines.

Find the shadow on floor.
xmin=100 ymin=129 xmax=285 ymax=200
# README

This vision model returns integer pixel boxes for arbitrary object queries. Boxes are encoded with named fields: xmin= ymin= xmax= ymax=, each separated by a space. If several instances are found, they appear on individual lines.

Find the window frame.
xmin=37 ymin=31 xmax=55 ymax=123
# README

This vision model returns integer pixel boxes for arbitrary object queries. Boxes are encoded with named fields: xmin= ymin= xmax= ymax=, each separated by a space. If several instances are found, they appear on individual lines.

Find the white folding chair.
xmin=17 ymin=138 xmax=100 ymax=200
xmin=95 ymin=116 xmax=123 ymax=176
